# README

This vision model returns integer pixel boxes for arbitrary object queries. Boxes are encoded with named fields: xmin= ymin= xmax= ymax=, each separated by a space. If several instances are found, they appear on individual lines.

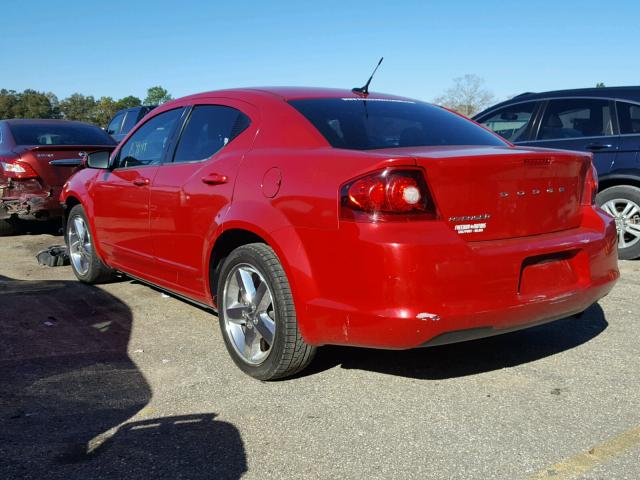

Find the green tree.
xmin=0 ymin=89 xmax=20 ymax=119
xmin=115 ymin=95 xmax=142 ymax=111
xmin=144 ymin=86 xmax=172 ymax=105
xmin=94 ymin=96 xmax=119 ymax=127
xmin=17 ymin=89 xmax=57 ymax=118
xmin=596 ymin=82 xmax=606 ymax=88
xmin=59 ymin=93 xmax=98 ymax=123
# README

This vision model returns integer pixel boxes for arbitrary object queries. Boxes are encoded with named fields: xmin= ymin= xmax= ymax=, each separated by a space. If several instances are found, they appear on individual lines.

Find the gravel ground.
xmin=0 ymin=232 xmax=638 ymax=480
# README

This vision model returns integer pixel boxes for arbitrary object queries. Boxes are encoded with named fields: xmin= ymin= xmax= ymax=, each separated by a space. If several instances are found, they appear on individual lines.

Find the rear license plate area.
xmin=518 ymin=250 xmax=583 ymax=296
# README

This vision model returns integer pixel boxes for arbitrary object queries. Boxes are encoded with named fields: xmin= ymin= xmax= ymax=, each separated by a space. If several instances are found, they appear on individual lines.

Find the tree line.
xmin=0 ymin=86 xmax=172 ymax=127
xmin=2 ymin=78 xmax=609 ymax=126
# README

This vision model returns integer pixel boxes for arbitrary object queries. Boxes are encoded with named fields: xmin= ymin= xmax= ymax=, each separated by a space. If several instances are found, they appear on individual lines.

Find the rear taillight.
xmin=340 ymin=168 xmax=438 ymax=222
xmin=0 ymin=159 xmax=39 ymax=179
xmin=581 ymin=162 xmax=598 ymax=206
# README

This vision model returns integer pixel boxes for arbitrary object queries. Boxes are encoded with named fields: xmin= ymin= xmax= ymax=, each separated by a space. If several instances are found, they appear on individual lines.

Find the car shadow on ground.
xmin=0 ymin=275 xmax=247 ymax=480
xmin=4 ymin=219 xmax=63 ymax=236
xmin=305 ymin=304 xmax=608 ymax=380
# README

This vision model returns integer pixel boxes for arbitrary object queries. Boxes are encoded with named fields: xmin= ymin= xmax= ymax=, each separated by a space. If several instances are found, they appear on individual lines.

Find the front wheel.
xmin=66 ymin=205 xmax=115 ymax=283
xmin=597 ymin=185 xmax=640 ymax=260
xmin=217 ymin=243 xmax=316 ymax=380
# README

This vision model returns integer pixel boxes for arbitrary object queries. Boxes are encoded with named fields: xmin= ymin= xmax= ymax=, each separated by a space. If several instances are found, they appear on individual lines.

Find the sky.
xmin=2 ymin=0 xmax=639 ymax=104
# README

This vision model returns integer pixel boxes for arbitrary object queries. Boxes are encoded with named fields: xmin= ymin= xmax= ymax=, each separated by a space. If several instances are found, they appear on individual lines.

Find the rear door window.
xmin=172 ymin=105 xmax=250 ymax=163
xmin=538 ymin=99 xmax=613 ymax=140
xmin=617 ymin=101 xmax=640 ymax=134
xmin=116 ymin=108 xmax=184 ymax=168
xmin=478 ymin=102 xmax=536 ymax=142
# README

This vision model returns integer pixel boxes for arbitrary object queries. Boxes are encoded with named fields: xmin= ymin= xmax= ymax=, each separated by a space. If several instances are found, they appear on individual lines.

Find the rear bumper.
xmin=0 ymin=184 xmax=62 ymax=220
xmin=290 ymin=207 xmax=619 ymax=348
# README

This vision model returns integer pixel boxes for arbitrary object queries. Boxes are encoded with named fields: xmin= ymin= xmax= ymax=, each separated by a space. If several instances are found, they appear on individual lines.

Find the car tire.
xmin=66 ymin=205 xmax=116 ymax=283
xmin=596 ymin=185 xmax=640 ymax=260
xmin=0 ymin=219 xmax=17 ymax=236
xmin=217 ymin=243 xmax=316 ymax=380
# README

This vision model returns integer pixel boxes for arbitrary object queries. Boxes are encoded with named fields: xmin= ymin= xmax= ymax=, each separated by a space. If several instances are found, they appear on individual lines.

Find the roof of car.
xmin=172 ymin=86 xmax=415 ymax=103
xmin=476 ymin=86 xmax=640 ymax=118
xmin=512 ymin=86 xmax=640 ymax=102
xmin=116 ymin=105 xmax=156 ymax=113
xmin=1 ymin=118 xmax=101 ymax=127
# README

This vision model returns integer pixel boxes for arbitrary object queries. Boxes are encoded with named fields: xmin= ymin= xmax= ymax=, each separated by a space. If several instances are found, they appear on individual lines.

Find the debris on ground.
xmin=35 ymin=245 xmax=70 ymax=267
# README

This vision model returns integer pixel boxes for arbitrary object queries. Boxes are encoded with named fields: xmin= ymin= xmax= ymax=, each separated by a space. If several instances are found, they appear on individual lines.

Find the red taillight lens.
xmin=0 ymin=159 xmax=39 ymax=179
xmin=340 ymin=168 xmax=438 ymax=222
xmin=581 ymin=162 xmax=598 ymax=206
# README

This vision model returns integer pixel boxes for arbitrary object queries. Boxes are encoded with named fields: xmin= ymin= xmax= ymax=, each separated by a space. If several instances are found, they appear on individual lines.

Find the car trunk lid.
xmin=15 ymin=145 xmax=112 ymax=187
xmin=377 ymin=146 xmax=591 ymax=241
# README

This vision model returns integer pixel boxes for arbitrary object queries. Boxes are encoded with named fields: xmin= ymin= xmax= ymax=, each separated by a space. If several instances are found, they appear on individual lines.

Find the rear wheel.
xmin=597 ymin=185 xmax=640 ymax=260
xmin=66 ymin=205 xmax=115 ymax=283
xmin=217 ymin=243 xmax=316 ymax=380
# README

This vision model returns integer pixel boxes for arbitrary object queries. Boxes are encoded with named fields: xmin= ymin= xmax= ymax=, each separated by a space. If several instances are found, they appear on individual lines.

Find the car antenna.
xmin=352 ymin=57 xmax=384 ymax=96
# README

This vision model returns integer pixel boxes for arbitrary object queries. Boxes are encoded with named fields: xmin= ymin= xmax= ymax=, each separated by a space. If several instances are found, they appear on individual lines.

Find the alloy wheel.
xmin=222 ymin=264 xmax=276 ymax=365
xmin=601 ymin=198 xmax=640 ymax=250
xmin=68 ymin=216 xmax=92 ymax=275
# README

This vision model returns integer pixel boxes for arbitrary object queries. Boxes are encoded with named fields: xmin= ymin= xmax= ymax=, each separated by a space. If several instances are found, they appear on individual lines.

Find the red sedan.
xmin=0 ymin=119 xmax=116 ymax=234
xmin=60 ymin=87 xmax=619 ymax=380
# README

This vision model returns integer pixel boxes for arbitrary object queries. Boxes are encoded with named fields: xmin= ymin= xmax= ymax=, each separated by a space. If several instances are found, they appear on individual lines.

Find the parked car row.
xmin=0 ymin=85 xmax=623 ymax=379
xmin=474 ymin=86 xmax=640 ymax=260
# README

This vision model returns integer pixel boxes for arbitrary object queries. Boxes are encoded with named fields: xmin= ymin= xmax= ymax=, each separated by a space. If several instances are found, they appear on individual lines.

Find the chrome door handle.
xmin=587 ymin=143 xmax=614 ymax=151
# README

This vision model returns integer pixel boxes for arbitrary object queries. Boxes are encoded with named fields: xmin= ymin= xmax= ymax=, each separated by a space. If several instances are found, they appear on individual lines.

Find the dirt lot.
xmin=0 ymin=232 xmax=638 ymax=480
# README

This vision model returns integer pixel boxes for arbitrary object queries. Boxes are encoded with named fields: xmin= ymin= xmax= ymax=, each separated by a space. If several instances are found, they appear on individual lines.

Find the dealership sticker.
xmin=454 ymin=223 xmax=486 ymax=234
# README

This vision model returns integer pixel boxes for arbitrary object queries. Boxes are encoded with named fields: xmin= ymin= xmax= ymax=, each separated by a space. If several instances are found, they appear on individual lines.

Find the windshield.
xmin=9 ymin=123 xmax=116 ymax=146
xmin=289 ymin=98 xmax=507 ymax=150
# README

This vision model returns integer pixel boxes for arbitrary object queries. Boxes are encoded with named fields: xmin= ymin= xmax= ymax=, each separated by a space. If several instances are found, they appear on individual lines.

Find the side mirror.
xmin=86 ymin=151 xmax=111 ymax=169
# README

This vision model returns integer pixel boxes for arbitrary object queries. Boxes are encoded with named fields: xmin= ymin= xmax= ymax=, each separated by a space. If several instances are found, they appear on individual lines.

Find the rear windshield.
xmin=9 ymin=123 xmax=116 ymax=146
xmin=289 ymin=98 xmax=507 ymax=150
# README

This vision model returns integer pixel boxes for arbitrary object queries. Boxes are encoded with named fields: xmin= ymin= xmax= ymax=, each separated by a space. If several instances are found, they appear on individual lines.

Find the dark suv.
xmin=475 ymin=87 xmax=640 ymax=260
xmin=106 ymin=105 xmax=156 ymax=142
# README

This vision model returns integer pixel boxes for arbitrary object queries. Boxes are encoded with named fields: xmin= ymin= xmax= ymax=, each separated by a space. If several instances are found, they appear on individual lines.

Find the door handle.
xmin=132 ymin=177 xmax=150 ymax=186
xmin=201 ymin=173 xmax=229 ymax=185
xmin=587 ymin=143 xmax=614 ymax=151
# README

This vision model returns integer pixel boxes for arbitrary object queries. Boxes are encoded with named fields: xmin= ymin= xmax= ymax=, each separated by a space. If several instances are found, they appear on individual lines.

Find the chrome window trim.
xmin=517 ymin=134 xmax=617 ymax=144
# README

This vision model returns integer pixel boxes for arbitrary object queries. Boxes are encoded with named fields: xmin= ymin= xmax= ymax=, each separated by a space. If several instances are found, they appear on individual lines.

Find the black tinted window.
xmin=289 ymin=98 xmax=506 ymax=150
xmin=173 ymin=105 xmax=250 ymax=163
xmin=479 ymin=102 xmax=536 ymax=142
xmin=617 ymin=102 xmax=640 ymax=134
xmin=117 ymin=108 xmax=183 ymax=168
xmin=9 ymin=123 xmax=115 ymax=146
xmin=538 ymin=99 xmax=613 ymax=140
xmin=121 ymin=110 xmax=142 ymax=135
xmin=107 ymin=113 xmax=125 ymax=135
